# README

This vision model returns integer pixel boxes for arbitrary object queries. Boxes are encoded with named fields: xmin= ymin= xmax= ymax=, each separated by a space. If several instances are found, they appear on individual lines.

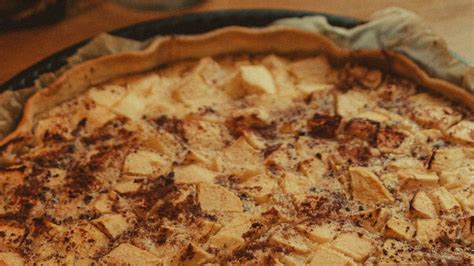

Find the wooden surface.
xmin=0 ymin=0 xmax=473 ymax=84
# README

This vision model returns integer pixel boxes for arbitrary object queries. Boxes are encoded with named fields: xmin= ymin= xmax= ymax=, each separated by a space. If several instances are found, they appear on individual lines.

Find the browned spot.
xmin=425 ymin=149 xmax=437 ymax=169
xmin=344 ymin=118 xmax=380 ymax=145
xmin=0 ymin=165 xmax=26 ymax=173
xmin=230 ymin=240 xmax=285 ymax=263
xmin=180 ymin=244 xmax=195 ymax=261
xmin=71 ymin=118 xmax=87 ymax=137
xmin=266 ymin=162 xmax=284 ymax=176
xmin=337 ymin=143 xmax=371 ymax=164
xmin=336 ymin=63 xmax=364 ymax=91
xmin=81 ymin=133 xmax=113 ymax=146
xmin=43 ymin=131 xmax=66 ymax=143
xmin=153 ymin=115 xmax=186 ymax=141
xmin=242 ymin=222 xmax=265 ymax=241
xmin=156 ymin=194 xmax=203 ymax=222
xmin=81 ymin=117 xmax=131 ymax=146
xmin=31 ymin=144 xmax=75 ymax=168
xmin=250 ymin=122 xmax=277 ymax=139
xmin=64 ymin=147 xmax=124 ymax=198
xmin=336 ymin=80 xmax=352 ymax=93
xmin=297 ymin=193 xmax=346 ymax=220
xmin=377 ymin=127 xmax=406 ymax=149
xmin=226 ymin=116 xmax=276 ymax=139
xmin=0 ymin=200 xmax=34 ymax=222
xmin=31 ymin=217 xmax=48 ymax=237
xmin=128 ymin=172 xmax=177 ymax=217
xmin=65 ymin=162 xmax=97 ymax=198
xmin=263 ymin=144 xmax=282 ymax=158
xmin=13 ymin=166 xmax=47 ymax=203
xmin=307 ymin=113 xmax=341 ymax=139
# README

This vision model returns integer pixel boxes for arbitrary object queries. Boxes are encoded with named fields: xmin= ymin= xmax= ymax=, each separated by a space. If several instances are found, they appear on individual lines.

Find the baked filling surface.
xmin=0 ymin=54 xmax=472 ymax=265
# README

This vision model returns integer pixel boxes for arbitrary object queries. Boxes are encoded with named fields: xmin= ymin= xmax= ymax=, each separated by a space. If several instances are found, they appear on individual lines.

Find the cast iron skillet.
xmin=0 ymin=9 xmax=361 ymax=92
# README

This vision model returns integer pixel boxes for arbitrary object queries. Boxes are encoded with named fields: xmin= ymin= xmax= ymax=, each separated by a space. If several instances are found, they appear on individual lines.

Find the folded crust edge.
xmin=1 ymin=26 xmax=473 ymax=147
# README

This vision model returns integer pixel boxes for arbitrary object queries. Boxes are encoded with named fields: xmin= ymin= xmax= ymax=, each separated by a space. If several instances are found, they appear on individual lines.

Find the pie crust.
xmin=2 ymin=26 xmax=473 ymax=147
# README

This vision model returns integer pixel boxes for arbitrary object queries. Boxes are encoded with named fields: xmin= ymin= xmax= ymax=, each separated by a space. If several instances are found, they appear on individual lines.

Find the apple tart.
xmin=0 ymin=27 xmax=472 ymax=265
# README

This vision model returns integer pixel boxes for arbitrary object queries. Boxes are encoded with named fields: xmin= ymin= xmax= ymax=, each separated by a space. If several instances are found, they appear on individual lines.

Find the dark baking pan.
xmin=0 ymin=9 xmax=361 ymax=92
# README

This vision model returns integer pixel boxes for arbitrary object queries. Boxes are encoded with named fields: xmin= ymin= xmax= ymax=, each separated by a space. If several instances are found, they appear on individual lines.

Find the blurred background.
xmin=0 ymin=0 xmax=201 ymax=30
xmin=0 ymin=0 xmax=472 ymax=84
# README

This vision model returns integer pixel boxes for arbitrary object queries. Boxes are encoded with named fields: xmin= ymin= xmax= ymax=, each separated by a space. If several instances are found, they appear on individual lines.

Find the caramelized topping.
xmin=307 ymin=113 xmax=341 ymax=139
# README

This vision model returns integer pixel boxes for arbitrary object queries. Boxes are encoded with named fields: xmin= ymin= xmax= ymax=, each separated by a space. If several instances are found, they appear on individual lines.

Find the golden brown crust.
xmin=2 ymin=26 xmax=473 ymax=147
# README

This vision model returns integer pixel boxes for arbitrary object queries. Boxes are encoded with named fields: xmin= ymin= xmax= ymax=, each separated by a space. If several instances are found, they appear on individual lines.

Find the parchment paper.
xmin=1 ymin=7 xmax=472 ymax=139
xmin=273 ymin=7 xmax=474 ymax=92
